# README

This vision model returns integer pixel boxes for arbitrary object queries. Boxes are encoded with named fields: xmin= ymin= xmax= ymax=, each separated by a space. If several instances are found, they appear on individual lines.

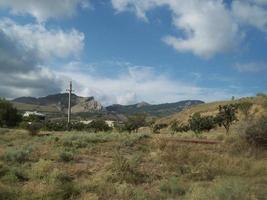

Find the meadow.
xmin=0 ymin=127 xmax=266 ymax=200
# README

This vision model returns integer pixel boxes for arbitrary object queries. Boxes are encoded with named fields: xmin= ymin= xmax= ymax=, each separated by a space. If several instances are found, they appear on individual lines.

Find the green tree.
xmin=0 ymin=98 xmax=21 ymax=127
xmin=170 ymin=120 xmax=189 ymax=134
xmin=215 ymin=104 xmax=238 ymax=134
xmin=125 ymin=114 xmax=147 ymax=133
xmin=188 ymin=113 xmax=216 ymax=136
xmin=89 ymin=119 xmax=111 ymax=132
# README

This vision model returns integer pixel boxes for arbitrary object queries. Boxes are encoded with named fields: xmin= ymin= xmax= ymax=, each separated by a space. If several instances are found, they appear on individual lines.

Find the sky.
xmin=0 ymin=0 xmax=266 ymax=105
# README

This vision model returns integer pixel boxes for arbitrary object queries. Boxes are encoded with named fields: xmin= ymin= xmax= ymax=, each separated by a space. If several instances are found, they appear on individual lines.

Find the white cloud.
xmin=0 ymin=0 xmax=90 ymax=22
xmin=111 ymin=0 xmax=241 ymax=58
xmin=0 ymin=18 xmax=84 ymax=98
xmin=0 ymin=19 xmax=84 ymax=61
xmin=234 ymin=62 xmax=267 ymax=72
xmin=232 ymin=0 xmax=267 ymax=32
xmin=56 ymin=62 xmax=245 ymax=105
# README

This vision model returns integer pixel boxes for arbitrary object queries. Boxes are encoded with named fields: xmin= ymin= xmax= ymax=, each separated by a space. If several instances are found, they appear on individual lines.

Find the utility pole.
xmin=66 ymin=81 xmax=74 ymax=129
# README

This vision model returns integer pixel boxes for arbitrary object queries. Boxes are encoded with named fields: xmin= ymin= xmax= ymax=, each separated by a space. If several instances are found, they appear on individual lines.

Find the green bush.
xmin=89 ymin=119 xmax=111 ymax=132
xmin=188 ymin=113 xmax=216 ymax=135
xmin=160 ymin=177 xmax=186 ymax=197
xmin=0 ymin=98 xmax=21 ymax=128
xmin=125 ymin=114 xmax=147 ymax=133
xmin=4 ymin=147 xmax=32 ymax=163
xmin=26 ymin=122 xmax=43 ymax=136
xmin=216 ymin=104 xmax=238 ymax=134
xmin=170 ymin=121 xmax=189 ymax=134
xmin=244 ymin=116 xmax=267 ymax=147
xmin=59 ymin=151 xmax=74 ymax=162
xmin=153 ymin=123 xmax=168 ymax=133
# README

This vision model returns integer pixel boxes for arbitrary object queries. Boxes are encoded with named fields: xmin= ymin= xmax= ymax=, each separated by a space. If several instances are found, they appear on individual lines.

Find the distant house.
xmin=23 ymin=111 xmax=46 ymax=121
xmin=80 ymin=120 xmax=115 ymax=127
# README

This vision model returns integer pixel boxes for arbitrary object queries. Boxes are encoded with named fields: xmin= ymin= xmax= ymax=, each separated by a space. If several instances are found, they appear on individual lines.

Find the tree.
xmin=170 ymin=120 xmax=189 ymax=134
xmin=125 ymin=114 xmax=147 ymax=133
xmin=215 ymin=104 xmax=238 ymax=134
xmin=152 ymin=123 xmax=168 ymax=134
xmin=0 ymin=98 xmax=21 ymax=127
xmin=188 ymin=113 xmax=216 ymax=136
xmin=238 ymin=101 xmax=253 ymax=119
xmin=89 ymin=119 xmax=111 ymax=132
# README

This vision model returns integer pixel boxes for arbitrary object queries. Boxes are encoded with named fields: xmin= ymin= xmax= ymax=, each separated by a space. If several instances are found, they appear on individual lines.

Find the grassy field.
xmin=0 ymin=128 xmax=266 ymax=200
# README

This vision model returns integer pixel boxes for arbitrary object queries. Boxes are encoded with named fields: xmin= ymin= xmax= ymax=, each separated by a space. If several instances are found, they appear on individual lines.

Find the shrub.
xmin=125 ymin=114 xmax=147 ymax=133
xmin=160 ymin=177 xmax=186 ymax=197
xmin=26 ymin=122 xmax=42 ymax=136
xmin=4 ymin=147 xmax=32 ymax=163
xmin=110 ymin=151 xmax=145 ymax=184
xmin=153 ymin=123 xmax=168 ymax=133
xmin=170 ymin=120 xmax=189 ymax=134
xmin=59 ymin=151 xmax=74 ymax=162
xmin=188 ymin=113 xmax=216 ymax=136
xmin=215 ymin=104 xmax=238 ymax=134
xmin=244 ymin=116 xmax=267 ymax=147
xmin=238 ymin=101 xmax=253 ymax=119
xmin=89 ymin=119 xmax=111 ymax=132
xmin=0 ymin=98 xmax=21 ymax=128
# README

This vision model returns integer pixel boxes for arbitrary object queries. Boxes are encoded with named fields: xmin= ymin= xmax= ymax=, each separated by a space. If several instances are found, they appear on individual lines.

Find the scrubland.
xmin=0 ymin=127 xmax=266 ymax=200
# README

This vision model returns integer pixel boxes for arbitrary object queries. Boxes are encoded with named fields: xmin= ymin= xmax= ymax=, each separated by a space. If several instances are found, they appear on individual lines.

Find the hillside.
xmin=12 ymin=93 xmax=104 ymax=114
xmin=157 ymin=96 xmax=267 ymax=125
xmin=106 ymin=100 xmax=204 ymax=117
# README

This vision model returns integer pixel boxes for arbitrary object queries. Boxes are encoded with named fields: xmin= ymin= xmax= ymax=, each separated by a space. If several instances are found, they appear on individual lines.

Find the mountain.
xmin=12 ymin=93 xmax=104 ymax=113
xmin=106 ymin=100 xmax=204 ymax=117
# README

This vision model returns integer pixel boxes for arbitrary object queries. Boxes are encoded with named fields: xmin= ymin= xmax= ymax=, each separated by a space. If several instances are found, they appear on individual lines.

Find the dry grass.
xmin=0 ymin=128 xmax=266 ymax=200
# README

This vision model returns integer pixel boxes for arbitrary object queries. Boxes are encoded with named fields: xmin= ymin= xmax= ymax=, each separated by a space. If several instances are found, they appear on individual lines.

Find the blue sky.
xmin=0 ymin=0 xmax=266 ymax=105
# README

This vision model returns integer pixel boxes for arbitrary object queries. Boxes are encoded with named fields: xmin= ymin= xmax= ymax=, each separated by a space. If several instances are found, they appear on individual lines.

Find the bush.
xmin=59 ymin=151 xmax=74 ymax=162
xmin=188 ymin=113 xmax=216 ymax=135
xmin=170 ymin=121 xmax=189 ymax=134
xmin=244 ymin=116 xmax=267 ymax=147
xmin=89 ymin=119 xmax=112 ymax=132
xmin=160 ymin=177 xmax=186 ymax=197
xmin=153 ymin=123 xmax=168 ymax=133
xmin=238 ymin=101 xmax=253 ymax=119
xmin=125 ymin=114 xmax=147 ymax=133
xmin=4 ymin=147 xmax=33 ymax=163
xmin=216 ymin=104 xmax=238 ymax=134
xmin=26 ymin=122 xmax=42 ymax=136
xmin=0 ymin=99 xmax=21 ymax=128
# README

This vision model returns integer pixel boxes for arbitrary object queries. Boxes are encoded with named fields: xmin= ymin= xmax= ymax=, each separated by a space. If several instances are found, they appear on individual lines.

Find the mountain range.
xmin=11 ymin=93 xmax=204 ymax=118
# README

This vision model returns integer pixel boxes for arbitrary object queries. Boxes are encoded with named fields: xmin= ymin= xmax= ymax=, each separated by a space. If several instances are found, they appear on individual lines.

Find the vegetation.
xmin=244 ymin=116 xmax=267 ymax=147
xmin=0 ymin=99 xmax=21 ymax=128
xmin=188 ymin=113 xmax=216 ymax=135
xmin=0 ymin=128 xmax=265 ymax=200
xmin=238 ymin=101 xmax=253 ymax=119
xmin=125 ymin=114 xmax=147 ymax=133
xmin=216 ymin=104 xmax=238 ymax=134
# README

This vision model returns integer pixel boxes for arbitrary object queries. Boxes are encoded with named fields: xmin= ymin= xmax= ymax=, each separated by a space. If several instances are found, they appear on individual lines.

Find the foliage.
xmin=59 ymin=151 xmax=74 ymax=162
xmin=125 ymin=114 xmax=147 ymax=133
xmin=152 ymin=123 xmax=168 ymax=133
xmin=169 ymin=120 xmax=189 ymax=134
xmin=244 ymin=116 xmax=267 ymax=147
xmin=216 ymin=104 xmax=238 ymax=134
xmin=26 ymin=122 xmax=43 ymax=136
xmin=238 ymin=101 xmax=253 ymax=119
xmin=0 ymin=99 xmax=21 ymax=128
xmin=89 ymin=119 xmax=112 ymax=132
xmin=160 ymin=177 xmax=186 ymax=197
xmin=4 ymin=147 xmax=33 ymax=163
xmin=188 ymin=113 xmax=217 ymax=135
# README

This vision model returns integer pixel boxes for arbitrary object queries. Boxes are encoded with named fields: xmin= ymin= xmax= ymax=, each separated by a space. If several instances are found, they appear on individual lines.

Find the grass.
xmin=0 ymin=128 xmax=266 ymax=200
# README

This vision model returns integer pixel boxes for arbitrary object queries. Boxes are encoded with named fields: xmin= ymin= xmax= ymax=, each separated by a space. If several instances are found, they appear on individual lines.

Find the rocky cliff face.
xmin=12 ymin=93 xmax=104 ymax=113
